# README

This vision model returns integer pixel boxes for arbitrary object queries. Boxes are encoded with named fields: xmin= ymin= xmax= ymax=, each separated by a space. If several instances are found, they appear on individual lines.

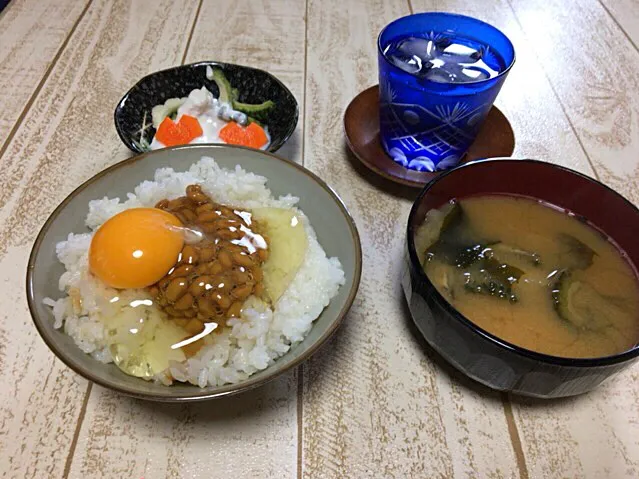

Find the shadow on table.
xmin=343 ymin=144 xmax=421 ymax=202
xmin=128 ymin=372 xmax=296 ymax=424
xmin=399 ymin=294 xmax=500 ymax=398
xmin=399 ymin=294 xmax=583 ymax=408
xmin=275 ymin=128 xmax=301 ymax=164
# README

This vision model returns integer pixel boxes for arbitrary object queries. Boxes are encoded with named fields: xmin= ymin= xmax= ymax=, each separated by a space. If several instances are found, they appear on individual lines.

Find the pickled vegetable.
xmin=151 ymin=97 xmax=186 ymax=128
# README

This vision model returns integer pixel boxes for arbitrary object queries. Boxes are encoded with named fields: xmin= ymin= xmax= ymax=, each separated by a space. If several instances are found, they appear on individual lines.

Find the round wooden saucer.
xmin=344 ymin=85 xmax=515 ymax=188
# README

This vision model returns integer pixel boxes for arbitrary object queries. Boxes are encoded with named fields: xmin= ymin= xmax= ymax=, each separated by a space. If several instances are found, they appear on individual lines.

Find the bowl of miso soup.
xmin=403 ymin=159 xmax=639 ymax=398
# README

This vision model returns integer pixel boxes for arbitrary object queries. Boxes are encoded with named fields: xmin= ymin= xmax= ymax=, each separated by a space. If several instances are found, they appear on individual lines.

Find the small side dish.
xmin=148 ymin=67 xmax=274 ymax=150
xmin=114 ymin=62 xmax=299 ymax=154
xmin=44 ymin=156 xmax=345 ymax=387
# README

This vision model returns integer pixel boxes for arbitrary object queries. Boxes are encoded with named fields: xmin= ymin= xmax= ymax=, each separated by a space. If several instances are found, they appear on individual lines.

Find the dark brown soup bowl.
xmin=403 ymin=159 xmax=639 ymax=398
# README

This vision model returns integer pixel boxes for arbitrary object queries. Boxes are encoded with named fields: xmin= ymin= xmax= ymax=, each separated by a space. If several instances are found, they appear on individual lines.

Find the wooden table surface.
xmin=1 ymin=0 xmax=638 ymax=477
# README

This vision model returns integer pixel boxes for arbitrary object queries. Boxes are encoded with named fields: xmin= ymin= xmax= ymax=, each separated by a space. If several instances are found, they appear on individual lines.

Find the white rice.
xmin=46 ymin=156 xmax=345 ymax=387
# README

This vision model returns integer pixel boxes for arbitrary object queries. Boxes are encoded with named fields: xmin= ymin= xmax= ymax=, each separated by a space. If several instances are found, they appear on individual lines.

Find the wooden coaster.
xmin=344 ymin=85 xmax=515 ymax=188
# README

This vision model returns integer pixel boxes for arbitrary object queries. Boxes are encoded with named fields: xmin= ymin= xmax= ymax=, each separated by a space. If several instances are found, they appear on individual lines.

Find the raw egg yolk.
xmin=89 ymin=208 xmax=184 ymax=289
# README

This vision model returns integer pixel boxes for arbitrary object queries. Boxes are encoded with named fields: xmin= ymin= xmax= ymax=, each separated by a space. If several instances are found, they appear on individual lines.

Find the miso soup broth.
xmin=414 ymin=195 xmax=639 ymax=358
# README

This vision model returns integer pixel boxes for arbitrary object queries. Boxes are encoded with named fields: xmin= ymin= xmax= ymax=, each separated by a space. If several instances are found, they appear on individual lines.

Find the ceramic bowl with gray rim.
xmin=114 ymin=61 xmax=299 ymax=154
xmin=27 ymin=144 xmax=361 ymax=402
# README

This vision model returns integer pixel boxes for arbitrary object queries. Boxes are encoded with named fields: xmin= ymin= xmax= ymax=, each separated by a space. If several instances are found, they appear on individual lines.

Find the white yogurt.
xmin=150 ymin=86 xmax=270 ymax=150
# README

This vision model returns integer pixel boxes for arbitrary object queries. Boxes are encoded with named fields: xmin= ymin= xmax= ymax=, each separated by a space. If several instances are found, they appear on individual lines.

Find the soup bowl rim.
xmin=406 ymin=157 xmax=639 ymax=368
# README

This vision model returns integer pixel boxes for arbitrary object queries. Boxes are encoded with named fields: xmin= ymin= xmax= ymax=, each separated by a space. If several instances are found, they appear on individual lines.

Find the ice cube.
xmin=385 ymin=36 xmax=445 ymax=76
xmin=385 ymin=36 xmax=500 ymax=82
xmin=396 ymin=37 xmax=439 ymax=61
xmin=441 ymin=42 xmax=480 ymax=64
xmin=460 ymin=67 xmax=488 ymax=81
xmin=424 ymin=67 xmax=457 ymax=83
xmin=387 ymin=51 xmax=422 ymax=75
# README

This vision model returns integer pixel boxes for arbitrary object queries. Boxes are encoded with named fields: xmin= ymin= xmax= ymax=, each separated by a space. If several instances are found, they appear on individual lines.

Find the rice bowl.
xmin=27 ymin=145 xmax=361 ymax=401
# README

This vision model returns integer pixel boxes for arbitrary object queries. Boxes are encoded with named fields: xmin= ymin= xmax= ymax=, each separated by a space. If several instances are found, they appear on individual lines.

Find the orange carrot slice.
xmin=219 ymin=122 xmax=269 ymax=149
xmin=179 ymin=115 xmax=203 ymax=139
xmin=155 ymin=115 xmax=203 ymax=147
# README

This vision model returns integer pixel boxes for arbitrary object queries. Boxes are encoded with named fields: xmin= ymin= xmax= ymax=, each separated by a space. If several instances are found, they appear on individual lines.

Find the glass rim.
xmin=377 ymin=12 xmax=516 ymax=87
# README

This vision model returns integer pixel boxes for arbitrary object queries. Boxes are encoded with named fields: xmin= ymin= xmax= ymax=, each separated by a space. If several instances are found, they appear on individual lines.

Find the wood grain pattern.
xmin=69 ymin=378 xmax=297 ymax=479
xmin=0 ymin=2 xmax=91 ymax=477
xmin=186 ymin=0 xmax=306 ymax=165
xmin=0 ymin=244 xmax=90 ymax=479
xmin=301 ymin=0 xmax=518 ymax=476
xmin=409 ymin=0 xmax=595 ymax=175
xmin=65 ymin=1 xmax=306 ymax=477
xmin=0 ymin=0 xmax=200 ymax=237
xmin=0 ymin=0 xmax=198 ymax=477
xmin=0 ymin=0 xmax=89 ymax=149
xmin=509 ymin=0 xmax=639 ymax=204
xmin=598 ymin=0 xmax=639 ymax=51
xmin=3 ymin=0 xmax=639 ymax=477
xmin=512 ymin=372 xmax=639 ymax=478
xmin=505 ymin=0 xmax=639 ymax=476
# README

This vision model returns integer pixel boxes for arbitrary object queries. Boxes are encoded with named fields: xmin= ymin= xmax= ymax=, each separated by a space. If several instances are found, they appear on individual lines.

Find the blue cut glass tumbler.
xmin=378 ymin=13 xmax=515 ymax=172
